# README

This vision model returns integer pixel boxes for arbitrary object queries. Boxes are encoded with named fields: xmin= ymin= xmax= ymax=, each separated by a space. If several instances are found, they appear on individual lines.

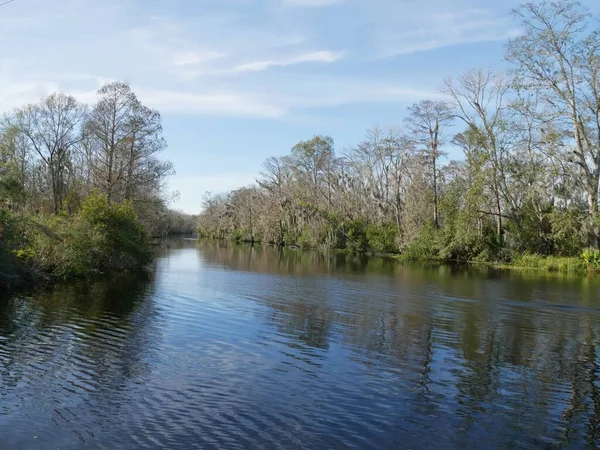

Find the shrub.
xmin=401 ymin=226 xmax=443 ymax=261
xmin=582 ymin=249 xmax=600 ymax=272
xmin=345 ymin=220 xmax=368 ymax=253
xmin=0 ymin=209 xmax=28 ymax=288
xmin=18 ymin=193 xmax=152 ymax=279
xmin=366 ymin=223 xmax=398 ymax=254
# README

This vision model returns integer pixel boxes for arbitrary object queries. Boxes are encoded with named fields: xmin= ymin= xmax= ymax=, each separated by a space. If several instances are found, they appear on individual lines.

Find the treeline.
xmin=0 ymin=82 xmax=182 ymax=287
xmin=197 ymin=1 xmax=600 ymax=270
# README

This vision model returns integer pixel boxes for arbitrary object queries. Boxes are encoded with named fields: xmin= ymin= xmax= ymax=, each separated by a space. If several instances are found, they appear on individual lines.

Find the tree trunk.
xmin=433 ymin=154 xmax=439 ymax=229
xmin=495 ymin=190 xmax=502 ymax=243
xmin=125 ymin=135 xmax=136 ymax=201
xmin=50 ymin=161 xmax=59 ymax=214
xmin=587 ymin=185 xmax=599 ymax=249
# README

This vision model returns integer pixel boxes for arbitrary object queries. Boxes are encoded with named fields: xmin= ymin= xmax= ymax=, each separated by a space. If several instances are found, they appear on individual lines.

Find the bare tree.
xmin=444 ymin=68 xmax=514 ymax=240
xmin=85 ymin=82 xmax=138 ymax=204
xmin=405 ymin=100 xmax=454 ymax=228
xmin=9 ymin=94 xmax=86 ymax=213
xmin=506 ymin=0 xmax=600 ymax=246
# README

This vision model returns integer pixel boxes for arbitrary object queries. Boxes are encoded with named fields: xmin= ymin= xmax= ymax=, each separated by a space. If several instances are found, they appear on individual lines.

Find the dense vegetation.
xmin=0 ymin=82 xmax=189 ymax=289
xmin=197 ymin=1 xmax=600 ymax=273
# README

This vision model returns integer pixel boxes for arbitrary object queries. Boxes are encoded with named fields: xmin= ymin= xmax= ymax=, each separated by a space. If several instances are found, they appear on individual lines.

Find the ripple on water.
xmin=1 ymin=241 xmax=600 ymax=449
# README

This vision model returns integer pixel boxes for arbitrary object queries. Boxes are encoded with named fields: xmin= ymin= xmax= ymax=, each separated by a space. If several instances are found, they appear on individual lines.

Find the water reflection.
xmin=196 ymin=240 xmax=600 ymax=448
xmin=1 ymin=238 xmax=600 ymax=449
xmin=0 ymin=273 xmax=161 ymax=448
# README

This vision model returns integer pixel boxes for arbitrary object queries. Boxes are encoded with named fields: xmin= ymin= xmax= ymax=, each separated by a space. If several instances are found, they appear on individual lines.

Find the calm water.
xmin=2 ymin=239 xmax=600 ymax=449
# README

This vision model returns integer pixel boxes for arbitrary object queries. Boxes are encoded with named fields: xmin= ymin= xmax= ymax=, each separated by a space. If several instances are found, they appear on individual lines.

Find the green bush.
xmin=549 ymin=209 xmax=587 ymax=256
xmin=345 ymin=220 xmax=368 ymax=253
xmin=297 ymin=227 xmax=315 ymax=249
xmin=0 ymin=209 xmax=28 ymax=288
xmin=511 ymin=252 xmax=585 ymax=273
xmin=366 ymin=223 xmax=398 ymax=254
xmin=17 ymin=193 xmax=152 ymax=279
xmin=401 ymin=226 xmax=443 ymax=261
xmin=582 ymin=249 xmax=600 ymax=272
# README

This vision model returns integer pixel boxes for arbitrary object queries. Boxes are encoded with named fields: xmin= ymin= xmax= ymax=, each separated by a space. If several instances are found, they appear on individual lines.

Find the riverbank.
xmin=0 ymin=194 xmax=153 ymax=293
xmin=394 ymin=253 xmax=600 ymax=276
xmin=198 ymin=237 xmax=600 ymax=277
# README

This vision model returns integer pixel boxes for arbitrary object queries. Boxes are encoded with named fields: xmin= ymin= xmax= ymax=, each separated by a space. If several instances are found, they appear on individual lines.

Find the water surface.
xmin=2 ymin=239 xmax=600 ymax=449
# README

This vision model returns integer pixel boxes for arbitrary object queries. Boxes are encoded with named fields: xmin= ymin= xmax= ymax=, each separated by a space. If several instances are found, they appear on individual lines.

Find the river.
xmin=1 ymin=238 xmax=600 ymax=449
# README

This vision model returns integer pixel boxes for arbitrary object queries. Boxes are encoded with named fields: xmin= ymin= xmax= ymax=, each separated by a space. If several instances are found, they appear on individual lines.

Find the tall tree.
xmin=290 ymin=135 xmax=336 ymax=207
xmin=85 ymin=82 xmax=138 ymax=205
xmin=123 ymin=101 xmax=171 ymax=203
xmin=8 ymin=94 xmax=86 ymax=213
xmin=444 ymin=68 xmax=514 ymax=240
xmin=405 ymin=101 xmax=454 ymax=228
xmin=506 ymin=0 xmax=600 ymax=247
xmin=84 ymin=81 xmax=172 ymax=209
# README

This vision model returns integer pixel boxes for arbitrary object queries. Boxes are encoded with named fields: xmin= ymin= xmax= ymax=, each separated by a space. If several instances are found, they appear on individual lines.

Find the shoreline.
xmin=207 ymin=238 xmax=597 ymax=277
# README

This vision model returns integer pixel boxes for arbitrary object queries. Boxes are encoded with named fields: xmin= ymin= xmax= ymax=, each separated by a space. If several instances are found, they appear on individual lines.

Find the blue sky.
xmin=1 ymin=0 xmax=598 ymax=213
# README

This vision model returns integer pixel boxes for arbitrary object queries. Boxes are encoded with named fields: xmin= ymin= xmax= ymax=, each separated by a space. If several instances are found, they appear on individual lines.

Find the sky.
xmin=0 ymin=0 xmax=598 ymax=214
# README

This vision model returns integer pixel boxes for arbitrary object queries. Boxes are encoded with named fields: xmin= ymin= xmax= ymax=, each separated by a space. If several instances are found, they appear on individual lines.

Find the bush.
xmin=297 ymin=226 xmax=316 ymax=250
xmin=401 ymin=226 xmax=443 ymax=261
xmin=0 ymin=209 xmax=28 ymax=289
xmin=366 ymin=223 xmax=398 ymax=254
xmin=512 ymin=252 xmax=586 ymax=273
xmin=582 ymin=249 xmax=600 ymax=272
xmin=345 ymin=220 xmax=368 ymax=253
xmin=549 ymin=209 xmax=587 ymax=256
xmin=17 ymin=193 xmax=152 ymax=279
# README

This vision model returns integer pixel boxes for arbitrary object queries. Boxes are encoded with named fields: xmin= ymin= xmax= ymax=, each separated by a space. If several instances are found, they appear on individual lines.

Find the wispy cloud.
xmin=134 ymin=89 xmax=286 ymax=118
xmin=231 ymin=51 xmax=344 ymax=73
xmin=376 ymin=7 xmax=519 ymax=57
xmin=172 ymin=50 xmax=226 ymax=67
xmin=282 ymin=0 xmax=345 ymax=7
xmin=0 ymin=0 xmax=519 ymax=120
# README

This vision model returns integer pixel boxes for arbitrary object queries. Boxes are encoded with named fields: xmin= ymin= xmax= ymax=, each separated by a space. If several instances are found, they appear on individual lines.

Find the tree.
xmin=85 ymin=82 xmax=138 ymax=205
xmin=405 ymin=100 xmax=454 ymax=228
xmin=0 ymin=124 xmax=29 ymax=208
xmin=444 ymin=68 xmax=514 ymax=241
xmin=8 ymin=94 xmax=86 ymax=213
xmin=84 ymin=82 xmax=172 ymax=209
xmin=123 ymin=101 xmax=171 ymax=202
xmin=344 ymin=127 xmax=412 ymax=240
xmin=290 ymin=135 xmax=336 ymax=207
xmin=258 ymin=156 xmax=291 ymax=246
xmin=506 ymin=0 xmax=600 ymax=247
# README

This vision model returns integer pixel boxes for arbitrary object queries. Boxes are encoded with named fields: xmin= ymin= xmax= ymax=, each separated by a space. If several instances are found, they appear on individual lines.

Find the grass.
xmin=477 ymin=253 xmax=588 ymax=275
xmin=392 ymin=251 xmax=593 ymax=275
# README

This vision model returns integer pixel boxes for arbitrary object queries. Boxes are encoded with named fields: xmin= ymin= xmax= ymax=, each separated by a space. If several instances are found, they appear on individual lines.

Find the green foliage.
xmin=79 ymin=193 xmax=152 ymax=272
xmin=366 ymin=223 xmax=398 ymax=254
xmin=401 ymin=225 xmax=443 ymax=261
xmin=0 ymin=209 xmax=28 ymax=288
xmin=297 ymin=227 xmax=316 ymax=250
xmin=511 ymin=253 xmax=586 ymax=274
xmin=581 ymin=249 xmax=600 ymax=272
xmin=549 ymin=209 xmax=587 ymax=256
xmin=344 ymin=220 xmax=368 ymax=253
xmin=12 ymin=193 xmax=152 ymax=280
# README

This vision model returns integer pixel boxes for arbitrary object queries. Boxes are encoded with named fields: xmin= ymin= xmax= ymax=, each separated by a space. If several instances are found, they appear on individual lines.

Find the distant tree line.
xmin=197 ymin=1 xmax=600 ymax=265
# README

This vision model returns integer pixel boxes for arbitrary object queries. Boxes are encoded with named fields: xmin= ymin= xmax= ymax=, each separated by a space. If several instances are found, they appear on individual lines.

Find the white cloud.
xmin=172 ymin=50 xmax=226 ymax=67
xmin=282 ymin=0 xmax=345 ymax=6
xmin=135 ymin=89 xmax=286 ymax=118
xmin=0 ymin=0 xmax=520 ymax=120
xmin=232 ymin=51 xmax=344 ymax=73
xmin=375 ymin=7 xmax=519 ymax=57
